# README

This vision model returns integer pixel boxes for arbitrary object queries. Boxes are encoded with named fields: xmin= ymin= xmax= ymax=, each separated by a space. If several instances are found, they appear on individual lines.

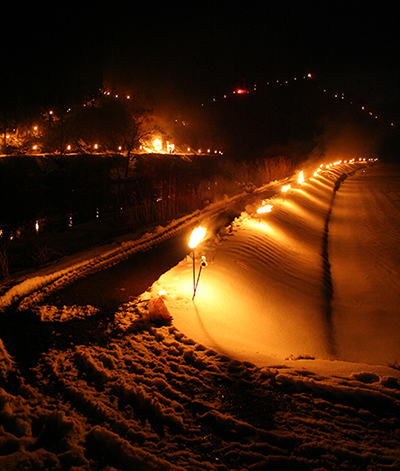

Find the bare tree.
xmin=71 ymin=95 xmax=155 ymax=176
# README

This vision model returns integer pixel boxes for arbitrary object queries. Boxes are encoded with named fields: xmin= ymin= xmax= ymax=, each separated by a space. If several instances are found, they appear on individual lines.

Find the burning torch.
xmin=256 ymin=202 xmax=273 ymax=223
xmin=281 ymin=184 xmax=291 ymax=202
xmin=189 ymin=226 xmax=207 ymax=300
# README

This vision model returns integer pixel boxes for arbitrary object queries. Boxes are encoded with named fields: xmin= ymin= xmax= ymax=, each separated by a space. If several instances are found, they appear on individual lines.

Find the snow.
xmin=150 ymin=161 xmax=400 ymax=372
xmin=1 ymin=160 xmax=400 ymax=470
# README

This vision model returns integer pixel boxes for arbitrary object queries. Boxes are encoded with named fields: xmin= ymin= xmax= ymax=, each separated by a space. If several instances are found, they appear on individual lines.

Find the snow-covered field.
xmin=1 ymin=160 xmax=400 ymax=470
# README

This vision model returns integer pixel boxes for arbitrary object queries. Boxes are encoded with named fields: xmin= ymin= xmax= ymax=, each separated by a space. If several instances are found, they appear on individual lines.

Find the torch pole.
xmin=192 ymin=249 xmax=196 ymax=294
xmin=193 ymin=264 xmax=203 ymax=300
xmin=193 ymin=257 xmax=207 ymax=301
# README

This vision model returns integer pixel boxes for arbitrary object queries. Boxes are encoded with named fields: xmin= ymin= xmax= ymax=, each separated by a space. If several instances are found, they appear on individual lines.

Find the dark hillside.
xmin=177 ymin=78 xmax=390 ymax=163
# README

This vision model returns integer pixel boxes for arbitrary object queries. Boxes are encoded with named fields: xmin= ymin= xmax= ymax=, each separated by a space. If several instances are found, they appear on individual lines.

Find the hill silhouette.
xmin=173 ymin=77 xmax=395 ymax=163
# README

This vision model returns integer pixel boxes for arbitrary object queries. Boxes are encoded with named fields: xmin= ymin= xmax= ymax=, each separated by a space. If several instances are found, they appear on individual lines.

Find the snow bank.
xmin=1 ymin=325 xmax=400 ymax=470
xmin=148 ymin=162 xmax=400 ymax=370
xmin=2 ymin=161 xmax=400 ymax=469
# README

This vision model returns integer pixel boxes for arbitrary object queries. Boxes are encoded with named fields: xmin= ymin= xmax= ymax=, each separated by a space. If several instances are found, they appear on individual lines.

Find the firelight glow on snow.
xmin=1 ymin=160 xmax=400 ymax=469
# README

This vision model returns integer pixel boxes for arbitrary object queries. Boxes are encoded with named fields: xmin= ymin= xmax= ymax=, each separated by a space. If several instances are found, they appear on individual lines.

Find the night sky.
xmin=1 ymin=1 xmax=399 ymax=114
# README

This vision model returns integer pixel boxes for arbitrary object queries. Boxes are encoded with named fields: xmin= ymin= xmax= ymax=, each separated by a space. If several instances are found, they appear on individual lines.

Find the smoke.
xmin=300 ymin=117 xmax=383 ymax=176
xmin=326 ymin=121 xmax=380 ymax=160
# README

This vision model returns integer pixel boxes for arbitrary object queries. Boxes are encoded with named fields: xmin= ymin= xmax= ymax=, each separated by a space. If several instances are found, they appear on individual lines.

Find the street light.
xmin=189 ymin=226 xmax=207 ymax=300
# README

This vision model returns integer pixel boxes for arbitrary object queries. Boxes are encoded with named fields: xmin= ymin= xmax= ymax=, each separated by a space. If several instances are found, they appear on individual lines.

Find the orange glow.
xmin=297 ymin=171 xmax=304 ymax=185
xmin=282 ymin=184 xmax=291 ymax=193
xmin=189 ymin=226 xmax=206 ymax=249
xmin=153 ymin=139 xmax=162 ymax=152
xmin=257 ymin=203 xmax=273 ymax=215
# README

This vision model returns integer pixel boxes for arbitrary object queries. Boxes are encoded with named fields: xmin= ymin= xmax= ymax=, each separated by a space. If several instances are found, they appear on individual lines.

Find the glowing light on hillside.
xmin=189 ymin=226 xmax=206 ymax=249
xmin=153 ymin=139 xmax=162 ymax=152
xmin=297 ymin=171 xmax=304 ymax=185
xmin=94 ymin=144 xmax=98 ymax=150
xmin=167 ymin=142 xmax=175 ymax=153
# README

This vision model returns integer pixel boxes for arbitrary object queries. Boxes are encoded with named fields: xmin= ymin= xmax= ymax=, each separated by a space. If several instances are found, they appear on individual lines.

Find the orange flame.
xmin=153 ymin=139 xmax=162 ymax=152
xmin=189 ymin=226 xmax=206 ymax=249
xmin=257 ymin=203 xmax=273 ymax=214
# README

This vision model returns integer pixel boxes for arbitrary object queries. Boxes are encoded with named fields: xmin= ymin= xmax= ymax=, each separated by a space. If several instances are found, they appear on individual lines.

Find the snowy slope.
xmin=1 ymin=160 xmax=400 ymax=470
xmin=330 ymin=165 xmax=400 ymax=365
xmin=148 ymin=161 xmax=400 ymax=371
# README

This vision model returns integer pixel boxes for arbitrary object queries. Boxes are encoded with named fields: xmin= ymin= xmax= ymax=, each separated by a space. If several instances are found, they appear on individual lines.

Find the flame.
xmin=257 ymin=203 xmax=273 ymax=214
xmin=153 ymin=139 xmax=162 ymax=152
xmin=281 ymin=184 xmax=291 ymax=193
xmin=297 ymin=171 xmax=304 ymax=185
xmin=189 ymin=226 xmax=206 ymax=249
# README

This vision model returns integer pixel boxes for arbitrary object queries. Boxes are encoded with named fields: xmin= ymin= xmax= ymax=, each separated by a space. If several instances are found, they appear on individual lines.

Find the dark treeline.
xmin=0 ymin=152 xmax=294 ymax=277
